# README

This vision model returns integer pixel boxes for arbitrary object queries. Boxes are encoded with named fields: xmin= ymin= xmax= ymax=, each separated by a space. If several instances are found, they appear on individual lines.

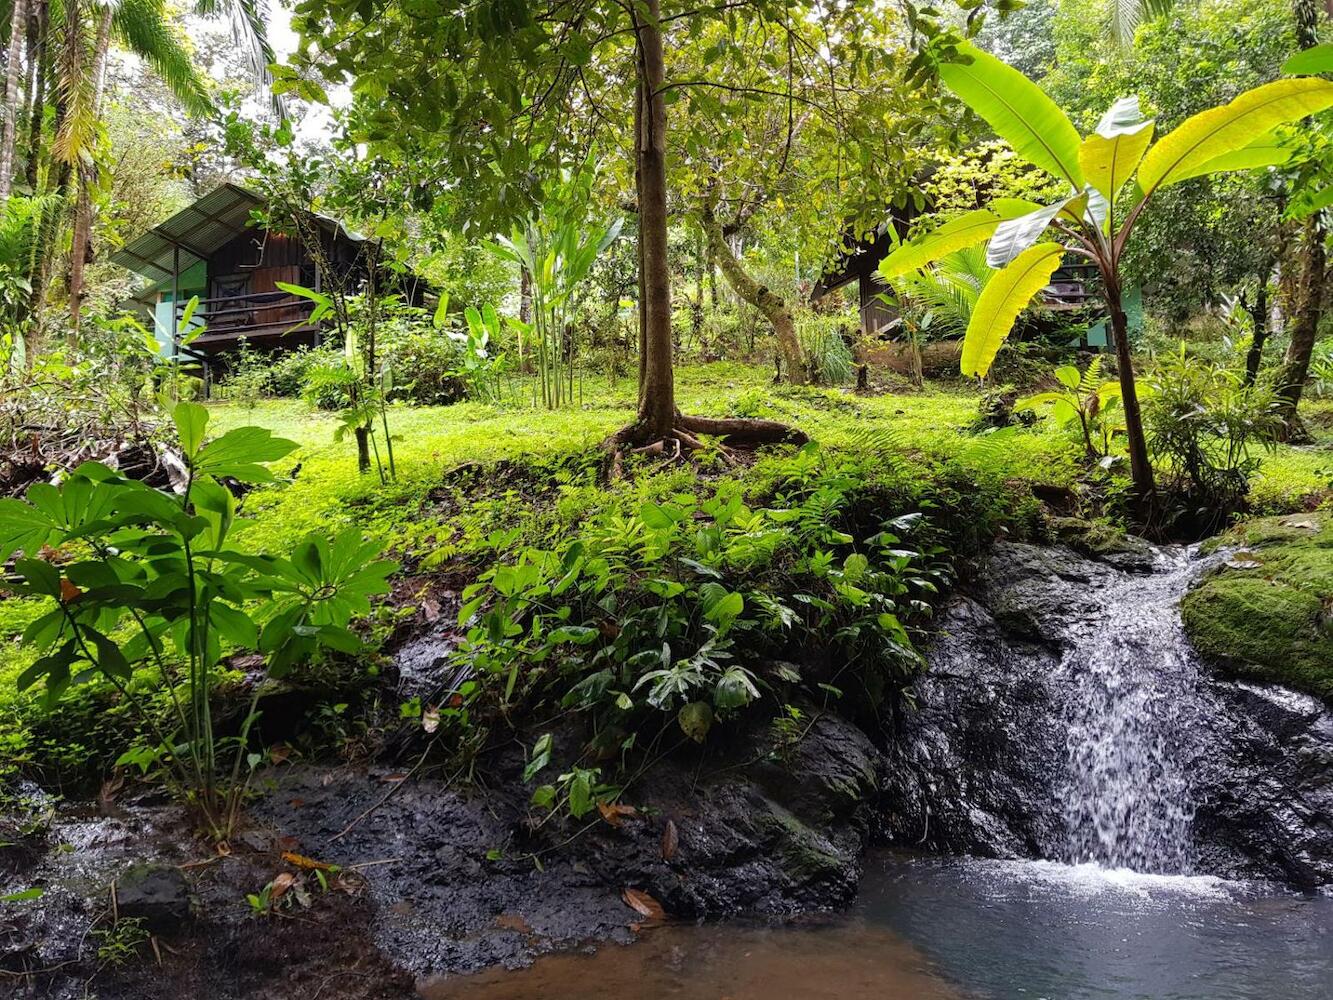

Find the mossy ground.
xmin=1182 ymin=510 xmax=1333 ymax=701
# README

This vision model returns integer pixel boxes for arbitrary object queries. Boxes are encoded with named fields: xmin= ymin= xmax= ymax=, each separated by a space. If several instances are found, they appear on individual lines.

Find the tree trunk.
xmin=67 ymin=5 xmax=113 ymax=331
xmin=1105 ymin=277 xmax=1156 ymax=510
xmin=1242 ymin=279 xmax=1270 ymax=386
xmin=0 ymin=0 xmax=28 ymax=199
xmin=1276 ymin=216 xmax=1327 ymax=427
xmin=633 ymin=0 xmax=675 ymax=440
xmin=23 ymin=0 xmax=46 ymax=191
xmin=701 ymin=203 xmax=806 ymax=384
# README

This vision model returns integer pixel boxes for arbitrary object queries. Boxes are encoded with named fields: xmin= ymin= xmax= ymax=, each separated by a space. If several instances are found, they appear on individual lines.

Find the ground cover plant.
xmin=1 ymin=0 xmax=1332 ymax=994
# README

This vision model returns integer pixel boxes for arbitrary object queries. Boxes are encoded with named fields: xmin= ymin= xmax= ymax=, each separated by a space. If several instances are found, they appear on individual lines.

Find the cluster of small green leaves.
xmin=451 ymin=443 xmax=950 ymax=749
xmin=0 ymin=402 xmax=396 ymax=835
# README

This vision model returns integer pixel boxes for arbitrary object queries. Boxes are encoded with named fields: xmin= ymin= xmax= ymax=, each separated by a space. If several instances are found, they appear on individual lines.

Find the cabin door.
xmin=248 ymin=265 xmax=303 ymax=328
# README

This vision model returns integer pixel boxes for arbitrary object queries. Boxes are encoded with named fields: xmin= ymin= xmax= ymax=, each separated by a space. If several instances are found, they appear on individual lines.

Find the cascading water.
xmin=883 ymin=538 xmax=1333 ymax=887
xmin=1057 ymin=547 xmax=1218 ymax=873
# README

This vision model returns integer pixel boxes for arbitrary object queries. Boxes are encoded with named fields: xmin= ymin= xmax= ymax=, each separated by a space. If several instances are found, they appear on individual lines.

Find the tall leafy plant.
xmin=485 ymin=166 xmax=621 ymax=410
xmin=0 ymin=403 xmax=396 ymax=838
xmin=880 ymin=41 xmax=1333 ymax=513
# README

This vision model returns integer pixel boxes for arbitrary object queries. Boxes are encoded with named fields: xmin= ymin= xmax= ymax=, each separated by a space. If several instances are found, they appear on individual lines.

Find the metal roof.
xmin=109 ymin=182 xmax=267 ymax=284
xmin=110 ymin=182 xmax=367 ymax=286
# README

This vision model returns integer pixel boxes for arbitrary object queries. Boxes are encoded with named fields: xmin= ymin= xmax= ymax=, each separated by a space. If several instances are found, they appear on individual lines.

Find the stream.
xmin=425 ymin=852 xmax=1333 ymax=999
xmin=427 ymin=539 xmax=1333 ymax=999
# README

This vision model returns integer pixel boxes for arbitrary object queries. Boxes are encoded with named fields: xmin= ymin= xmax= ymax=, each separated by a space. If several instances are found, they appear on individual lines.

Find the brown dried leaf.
xmin=621 ymin=888 xmax=665 ymax=922
xmin=422 ymin=597 xmax=442 ymax=623
xmin=422 ymin=706 xmax=440 ymax=734
xmin=661 ymin=819 xmax=678 ymax=862
xmin=597 ymin=802 xmax=638 ymax=828
xmin=281 ymin=851 xmax=334 ymax=871
xmin=59 ymin=578 xmax=82 ymax=603
xmin=268 ymin=744 xmax=292 ymax=764
xmin=269 ymin=872 xmax=297 ymax=901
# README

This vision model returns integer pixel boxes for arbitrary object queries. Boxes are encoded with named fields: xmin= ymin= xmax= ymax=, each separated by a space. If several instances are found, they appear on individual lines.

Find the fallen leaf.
xmin=423 ymin=598 xmax=442 ymax=622
xmin=281 ymin=851 xmax=335 ymax=872
xmin=288 ymin=798 xmax=305 ymax=809
xmin=214 ymin=842 xmax=231 ymax=857
xmin=268 ymin=744 xmax=292 ymax=764
xmin=320 ymin=773 xmax=334 ymax=787
xmin=597 ymin=802 xmax=638 ymax=828
xmin=494 ymin=913 xmax=532 ymax=933
xmin=661 ymin=819 xmax=678 ymax=862
xmin=59 ymin=578 xmax=82 ymax=603
xmin=621 ymin=888 xmax=665 ymax=922
xmin=269 ymin=872 xmax=297 ymax=901
xmin=379 ymin=773 xmax=407 ymax=783
xmin=422 ymin=706 xmax=440 ymax=733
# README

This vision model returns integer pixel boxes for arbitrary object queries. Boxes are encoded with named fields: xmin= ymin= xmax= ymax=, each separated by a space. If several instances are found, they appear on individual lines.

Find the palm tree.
xmin=1107 ymin=0 xmax=1177 ymax=47
xmin=4 ymin=0 xmax=278 ymax=328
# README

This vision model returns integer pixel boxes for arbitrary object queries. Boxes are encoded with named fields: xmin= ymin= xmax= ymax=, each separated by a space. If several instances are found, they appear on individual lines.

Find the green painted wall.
xmin=151 ymin=260 xmax=207 ymax=357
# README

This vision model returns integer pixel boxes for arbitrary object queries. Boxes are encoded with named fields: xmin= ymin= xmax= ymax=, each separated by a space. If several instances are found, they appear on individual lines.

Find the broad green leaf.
xmin=939 ymin=42 xmax=1084 ymax=188
xmin=1289 ymin=185 xmax=1333 ymax=219
xmin=1079 ymin=108 xmax=1155 ymax=203
xmin=1138 ymin=78 xmax=1333 ymax=194
xmin=1283 ymin=44 xmax=1333 ymax=76
xmin=173 ymin=402 xmax=209 ymax=458
xmin=878 ymin=202 xmax=1039 ymax=280
xmin=431 ymin=292 xmax=450 ymax=328
xmin=961 ymin=243 xmax=1065 ymax=378
xmin=195 ymin=426 xmax=299 ymax=482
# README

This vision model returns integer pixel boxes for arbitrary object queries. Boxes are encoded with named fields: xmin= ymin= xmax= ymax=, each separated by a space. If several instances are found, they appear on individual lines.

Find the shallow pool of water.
xmin=423 ymin=852 xmax=1333 ymax=1000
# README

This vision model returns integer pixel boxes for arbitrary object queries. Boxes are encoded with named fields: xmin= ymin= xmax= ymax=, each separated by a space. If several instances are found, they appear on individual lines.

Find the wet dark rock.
xmin=250 ymin=708 xmax=881 ymax=978
xmin=883 ymin=539 xmax=1333 ymax=886
xmin=114 ymin=862 xmax=192 ymax=931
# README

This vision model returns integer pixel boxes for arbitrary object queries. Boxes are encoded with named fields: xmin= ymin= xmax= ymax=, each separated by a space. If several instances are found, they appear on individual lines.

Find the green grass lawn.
xmin=2 ymin=363 xmax=1328 ymax=741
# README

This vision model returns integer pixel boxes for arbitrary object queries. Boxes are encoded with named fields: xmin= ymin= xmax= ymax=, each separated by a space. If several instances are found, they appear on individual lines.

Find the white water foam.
xmin=1058 ymin=547 xmax=1222 ymax=874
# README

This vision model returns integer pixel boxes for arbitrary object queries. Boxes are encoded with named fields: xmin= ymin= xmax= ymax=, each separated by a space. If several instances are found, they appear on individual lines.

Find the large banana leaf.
xmin=939 ymin=43 xmax=1085 ymax=189
xmin=1283 ymin=44 xmax=1333 ymax=76
xmin=961 ymin=243 xmax=1065 ymax=378
xmin=1137 ymin=78 xmax=1333 ymax=194
xmin=877 ymin=200 xmax=1039 ymax=281
xmin=988 ymin=194 xmax=1089 ymax=269
xmin=1079 ymin=98 xmax=1155 ymax=203
xmin=1172 ymin=136 xmax=1294 ymax=183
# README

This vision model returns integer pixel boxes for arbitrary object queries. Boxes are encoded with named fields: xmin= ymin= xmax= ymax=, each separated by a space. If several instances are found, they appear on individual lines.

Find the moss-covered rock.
xmin=1181 ymin=512 xmax=1333 ymax=701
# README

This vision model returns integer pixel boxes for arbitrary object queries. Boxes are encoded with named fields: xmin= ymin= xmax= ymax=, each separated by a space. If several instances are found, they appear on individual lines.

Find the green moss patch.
xmin=1182 ymin=512 xmax=1333 ymax=701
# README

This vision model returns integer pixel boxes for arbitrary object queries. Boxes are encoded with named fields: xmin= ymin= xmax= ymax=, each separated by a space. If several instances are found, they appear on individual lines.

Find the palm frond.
xmin=1108 ymin=0 xmax=1175 ymax=48
xmin=114 ymin=0 xmax=213 ymax=116
xmin=194 ymin=0 xmax=286 ymax=117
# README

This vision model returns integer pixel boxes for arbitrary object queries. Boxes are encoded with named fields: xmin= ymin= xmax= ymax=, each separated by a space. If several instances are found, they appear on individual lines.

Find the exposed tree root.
xmin=602 ymin=412 xmax=808 ymax=479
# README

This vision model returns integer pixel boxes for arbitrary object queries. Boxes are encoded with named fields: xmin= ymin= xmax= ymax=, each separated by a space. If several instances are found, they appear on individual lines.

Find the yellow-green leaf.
xmin=939 ymin=43 xmax=1085 ymax=189
xmin=961 ymin=244 xmax=1065 ymax=378
xmin=1138 ymin=78 xmax=1333 ymax=194
xmin=1178 ymin=136 xmax=1293 ymax=183
xmin=878 ymin=201 xmax=1040 ymax=281
xmin=1079 ymin=124 xmax=1155 ymax=203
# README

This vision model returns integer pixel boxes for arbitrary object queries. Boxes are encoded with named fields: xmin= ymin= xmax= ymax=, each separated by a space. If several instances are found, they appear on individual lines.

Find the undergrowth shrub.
xmin=1145 ymin=346 xmax=1282 ymax=535
xmin=448 ymin=442 xmax=952 ymax=768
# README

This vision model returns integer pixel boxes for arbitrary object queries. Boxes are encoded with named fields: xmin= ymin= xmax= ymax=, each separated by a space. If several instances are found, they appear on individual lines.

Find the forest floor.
xmin=1 ymin=361 xmax=1331 ymax=997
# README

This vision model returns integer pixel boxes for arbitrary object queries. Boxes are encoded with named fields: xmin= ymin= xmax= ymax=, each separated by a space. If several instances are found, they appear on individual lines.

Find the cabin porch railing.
xmin=172 ymin=290 xmax=318 ymax=343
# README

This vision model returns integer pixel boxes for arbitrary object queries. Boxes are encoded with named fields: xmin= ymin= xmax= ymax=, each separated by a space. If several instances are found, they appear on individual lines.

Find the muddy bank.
xmin=1 ymin=706 xmax=881 ymax=997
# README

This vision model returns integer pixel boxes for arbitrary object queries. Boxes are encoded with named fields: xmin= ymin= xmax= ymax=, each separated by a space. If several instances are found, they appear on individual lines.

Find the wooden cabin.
xmin=112 ymin=183 xmax=375 ymax=380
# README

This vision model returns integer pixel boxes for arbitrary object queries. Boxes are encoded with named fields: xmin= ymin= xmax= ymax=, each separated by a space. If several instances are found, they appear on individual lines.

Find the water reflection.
xmin=418 ymin=853 xmax=1333 ymax=1000
xmin=418 ymin=920 xmax=962 ymax=999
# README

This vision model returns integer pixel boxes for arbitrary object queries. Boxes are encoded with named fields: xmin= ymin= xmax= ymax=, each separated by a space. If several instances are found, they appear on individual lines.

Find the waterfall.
xmin=1057 ymin=548 xmax=1216 ymax=873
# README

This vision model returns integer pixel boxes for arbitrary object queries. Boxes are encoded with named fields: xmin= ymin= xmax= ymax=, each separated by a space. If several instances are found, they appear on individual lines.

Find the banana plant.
xmin=879 ymin=41 xmax=1333 ymax=509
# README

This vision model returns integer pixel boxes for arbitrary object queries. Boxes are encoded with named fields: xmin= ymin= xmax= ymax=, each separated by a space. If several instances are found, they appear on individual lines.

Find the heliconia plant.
xmin=879 ymin=41 xmax=1333 ymax=509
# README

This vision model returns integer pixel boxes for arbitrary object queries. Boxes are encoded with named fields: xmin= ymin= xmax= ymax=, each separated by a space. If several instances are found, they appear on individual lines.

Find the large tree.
xmin=288 ymin=0 xmax=943 ymax=452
